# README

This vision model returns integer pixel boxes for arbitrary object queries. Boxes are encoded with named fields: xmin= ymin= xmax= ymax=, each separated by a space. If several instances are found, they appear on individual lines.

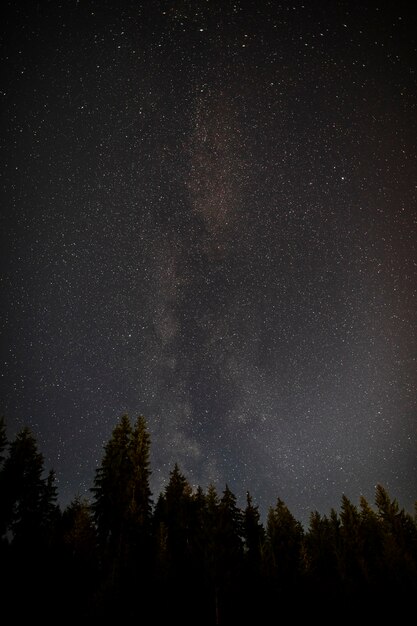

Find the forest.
xmin=0 ymin=413 xmax=416 ymax=623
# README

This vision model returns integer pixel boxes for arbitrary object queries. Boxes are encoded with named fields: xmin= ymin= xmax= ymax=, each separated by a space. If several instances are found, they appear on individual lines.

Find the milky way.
xmin=1 ymin=1 xmax=416 ymax=526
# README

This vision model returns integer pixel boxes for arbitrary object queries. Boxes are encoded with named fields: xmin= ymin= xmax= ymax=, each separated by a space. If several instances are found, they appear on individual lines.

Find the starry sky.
xmin=1 ymin=0 xmax=416 ymax=527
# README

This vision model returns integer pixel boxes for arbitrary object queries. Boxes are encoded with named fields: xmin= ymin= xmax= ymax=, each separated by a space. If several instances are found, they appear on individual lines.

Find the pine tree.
xmin=339 ymin=494 xmax=364 ymax=593
xmin=243 ymin=491 xmax=265 ymax=563
xmin=264 ymin=497 xmax=304 ymax=601
xmin=62 ymin=495 xmax=97 ymax=561
xmin=215 ymin=485 xmax=244 ymax=623
xmin=241 ymin=491 xmax=265 ymax=622
xmin=92 ymin=414 xmax=133 ymax=548
xmin=128 ymin=415 xmax=152 ymax=530
xmin=2 ymin=427 xmax=47 ymax=546
xmin=152 ymin=464 xmax=199 ymax=622
xmin=59 ymin=496 xmax=99 ymax=619
xmin=0 ymin=426 xmax=60 ymax=620
xmin=375 ymin=484 xmax=399 ymax=531
xmin=374 ymin=484 xmax=417 ymax=601
xmin=304 ymin=510 xmax=340 ymax=593
xmin=359 ymin=495 xmax=385 ymax=588
xmin=218 ymin=484 xmax=244 ymax=561
xmin=154 ymin=463 xmax=193 ymax=565
xmin=204 ymin=482 xmax=220 ymax=581
xmin=91 ymin=413 xmax=154 ymax=619
xmin=125 ymin=414 xmax=153 ymax=559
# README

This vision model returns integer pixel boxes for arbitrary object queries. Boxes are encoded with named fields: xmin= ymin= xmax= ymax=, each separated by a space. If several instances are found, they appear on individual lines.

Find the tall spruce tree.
xmin=339 ymin=494 xmax=364 ymax=591
xmin=92 ymin=414 xmax=133 ymax=548
xmin=92 ymin=414 xmax=153 ymax=549
xmin=218 ymin=485 xmax=244 ymax=562
xmin=215 ymin=485 xmax=244 ymax=624
xmin=241 ymin=492 xmax=265 ymax=622
xmin=264 ymin=497 xmax=304 ymax=598
xmin=374 ymin=483 xmax=417 ymax=599
xmin=60 ymin=496 xmax=99 ymax=619
xmin=154 ymin=463 xmax=193 ymax=567
xmin=0 ymin=426 xmax=60 ymax=621
xmin=91 ymin=413 xmax=154 ymax=619
xmin=243 ymin=491 xmax=264 ymax=563
xmin=359 ymin=495 xmax=385 ymax=588
xmin=152 ymin=464 xmax=203 ymax=622
xmin=2 ymin=427 xmax=48 ymax=546
xmin=127 ymin=414 xmax=153 ymax=546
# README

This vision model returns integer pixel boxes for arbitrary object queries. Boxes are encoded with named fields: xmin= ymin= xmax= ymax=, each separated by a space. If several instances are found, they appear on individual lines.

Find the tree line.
xmin=0 ymin=413 xmax=416 ymax=623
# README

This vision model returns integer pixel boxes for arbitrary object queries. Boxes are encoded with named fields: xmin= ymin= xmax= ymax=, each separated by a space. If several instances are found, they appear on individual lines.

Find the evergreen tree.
xmin=2 ymin=427 xmax=47 ymax=546
xmin=375 ymin=484 xmax=399 ymax=531
xmin=92 ymin=414 xmax=133 ymax=549
xmin=91 ymin=413 xmax=154 ymax=619
xmin=198 ymin=483 xmax=223 ymax=625
xmin=218 ymin=485 xmax=244 ymax=562
xmin=0 ymin=426 xmax=60 ymax=620
xmin=40 ymin=469 xmax=61 ymax=541
xmin=153 ymin=464 xmax=204 ymax=623
xmin=358 ymin=495 xmax=385 ymax=588
xmin=304 ymin=510 xmax=341 ymax=595
xmin=62 ymin=495 xmax=98 ymax=561
xmin=205 ymin=483 xmax=220 ymax=525
xmin=241 ymin=491 xmax=265 ymax=621
xmin=339 ymin=494 xmax=365 ymax=593
xmin=264 ymin=497 xmax=304 ymax=606
xmin=128 ymin=414 xmax=152 ymax=533
xmin=92 ymin=414 xmax=153 ymax=548
xmin=374 ymin=484 xmax=417 ymax=600
xmin=125 ymin=414 xmax=153 ymax=572
xmin=59 ymin=496 xmax=99 ymax=619
xmin=153 ymin=463 xmax=193 ymax=567
xmin=215 ymin=485 xmax=244 ymax=623
xmin=243 ymin=491 xmax=265 ymax=563
xmin=189 ymin=485 xmax=209 ymax=573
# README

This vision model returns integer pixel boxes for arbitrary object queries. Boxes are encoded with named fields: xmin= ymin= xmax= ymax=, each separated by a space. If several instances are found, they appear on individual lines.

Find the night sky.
xmin=1 ymin=0 xmax=416 ymax=527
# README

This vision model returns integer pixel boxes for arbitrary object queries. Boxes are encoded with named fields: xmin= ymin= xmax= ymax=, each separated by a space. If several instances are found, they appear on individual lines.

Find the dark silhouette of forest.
xmin=0 ymin=414 xmax=416 ymax=623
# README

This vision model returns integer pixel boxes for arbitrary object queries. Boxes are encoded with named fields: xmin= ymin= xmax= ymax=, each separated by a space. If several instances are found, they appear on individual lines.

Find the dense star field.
xmin=1 ymin=0 xmax=416 ymax=527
